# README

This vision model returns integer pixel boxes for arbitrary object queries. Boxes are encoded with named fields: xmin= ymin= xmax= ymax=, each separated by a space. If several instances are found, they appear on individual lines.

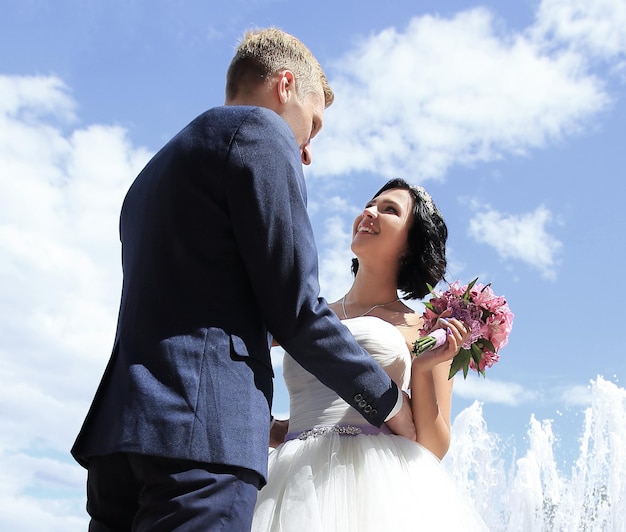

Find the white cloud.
xmin=467 ymin=203 xmax=562 ymax=280
xmin=532 ymin=0 xmax=626 ymax=59
xmin=454 ymin=377 xmax=539 ymax=406
xmin=311 ymin=6 xmax=611 ymax=181
xmin=558 ymin=383 xmax=593 ymax=407
xmin=0 ymin=74 xmax=152 ymax=526
xmin=315 ymin=196 xmax=359 ymax=302
xmin=0 ymin=75 xmax=77 ymax=123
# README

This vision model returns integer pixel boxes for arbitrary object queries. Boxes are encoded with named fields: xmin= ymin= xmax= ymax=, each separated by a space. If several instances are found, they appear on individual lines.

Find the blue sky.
xmin=1 ymin=0 xmax=625 ymax=529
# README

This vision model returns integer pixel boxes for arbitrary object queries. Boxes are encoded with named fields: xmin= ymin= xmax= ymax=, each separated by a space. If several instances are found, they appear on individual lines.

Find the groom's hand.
xmin=269 ymin=418 xmax=289 ymax=448
xmin=385 ymin=392 xmax=416 ymax=441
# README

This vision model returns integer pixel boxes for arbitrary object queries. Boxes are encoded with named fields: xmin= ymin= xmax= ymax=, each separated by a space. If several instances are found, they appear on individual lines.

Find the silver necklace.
xmin=341 ymin=295 xmax=401 ymax=319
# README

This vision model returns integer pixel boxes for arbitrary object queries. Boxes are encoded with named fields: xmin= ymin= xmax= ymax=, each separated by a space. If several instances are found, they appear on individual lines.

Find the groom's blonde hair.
xmin=225 ymin=27 xmax=334 ymax=108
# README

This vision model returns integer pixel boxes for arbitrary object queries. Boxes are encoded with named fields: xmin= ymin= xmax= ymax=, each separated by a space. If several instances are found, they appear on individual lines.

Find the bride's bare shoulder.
xmin=381 ymin=307 xmax=422 ymax=328
xmin=389 ymin=311 xmax=423 ymax=347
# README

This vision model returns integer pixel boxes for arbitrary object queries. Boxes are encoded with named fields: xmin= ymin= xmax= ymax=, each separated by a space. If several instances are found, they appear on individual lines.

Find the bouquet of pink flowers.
xmin=412 ymin=278 xmax=513 ymax=379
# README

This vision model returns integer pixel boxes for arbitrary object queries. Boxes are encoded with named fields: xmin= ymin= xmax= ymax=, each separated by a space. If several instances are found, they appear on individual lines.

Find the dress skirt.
xmin=252 ymin=429 xmax=489 ymax=532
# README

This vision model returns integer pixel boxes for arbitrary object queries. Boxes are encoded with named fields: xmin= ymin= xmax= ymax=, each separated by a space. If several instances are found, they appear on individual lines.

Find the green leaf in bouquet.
xmin=448 ymin=348 xmax=471 ymax=380
xmin=479 ymin=338 xmax=495 ymax=352
xmin=471 ymin=343 xmax=483 ymax=364
xmin=463 ymin=277 xmax=479 ymax=301
xmin=471 ymin=343 xmax=486 ymax=378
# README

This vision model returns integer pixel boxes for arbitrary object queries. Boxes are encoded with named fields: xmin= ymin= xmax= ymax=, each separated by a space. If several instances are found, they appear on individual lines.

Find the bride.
xmin=252 ymin=178 xmax=489 ymax=531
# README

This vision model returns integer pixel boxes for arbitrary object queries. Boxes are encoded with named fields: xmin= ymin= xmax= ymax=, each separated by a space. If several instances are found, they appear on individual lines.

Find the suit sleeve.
xmin=224 ymin=108 xmax=398 ymax=426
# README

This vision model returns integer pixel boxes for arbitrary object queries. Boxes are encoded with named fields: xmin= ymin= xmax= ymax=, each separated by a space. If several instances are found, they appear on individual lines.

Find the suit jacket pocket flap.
xmin=229 ymin=334 xmax=273 ymax=375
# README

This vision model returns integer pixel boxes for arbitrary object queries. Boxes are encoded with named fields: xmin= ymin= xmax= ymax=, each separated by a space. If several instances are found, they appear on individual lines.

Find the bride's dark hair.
xmin=351 ymin=178 xmax=448 ymax=299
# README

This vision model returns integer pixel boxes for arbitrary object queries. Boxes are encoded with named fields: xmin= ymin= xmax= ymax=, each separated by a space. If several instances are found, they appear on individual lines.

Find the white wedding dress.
xmin=252 ymin=316 xmax=489 ymax=531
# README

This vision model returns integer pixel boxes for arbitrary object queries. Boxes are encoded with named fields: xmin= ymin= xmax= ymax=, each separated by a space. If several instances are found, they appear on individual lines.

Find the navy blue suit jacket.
xmin=71 ymin=106 xmax=399 ymax=483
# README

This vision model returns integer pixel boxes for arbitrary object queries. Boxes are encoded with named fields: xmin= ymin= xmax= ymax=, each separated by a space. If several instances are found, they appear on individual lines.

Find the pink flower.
xmin=485 ymin=311 xmax=514 ymax=350
xmin=446 ymin=280 xmax=466 ymax=297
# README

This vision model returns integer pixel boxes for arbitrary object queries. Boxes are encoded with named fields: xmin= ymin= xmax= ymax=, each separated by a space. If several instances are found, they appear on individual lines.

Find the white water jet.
xmin=444 ymin=376 xmax=626 ymax=531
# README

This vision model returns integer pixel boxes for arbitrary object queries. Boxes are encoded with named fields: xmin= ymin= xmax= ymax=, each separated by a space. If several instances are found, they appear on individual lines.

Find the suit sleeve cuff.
xmin=383 ymin=388 xmax=403 ymax=422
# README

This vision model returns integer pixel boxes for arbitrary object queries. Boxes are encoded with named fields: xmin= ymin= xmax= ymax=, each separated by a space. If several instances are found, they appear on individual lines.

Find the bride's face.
xmin=351 ymin=188 xmax=414 ymax=266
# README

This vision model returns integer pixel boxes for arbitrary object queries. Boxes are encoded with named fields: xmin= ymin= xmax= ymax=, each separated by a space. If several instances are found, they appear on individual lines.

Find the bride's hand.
xmin=385 ymin=392 xmax=417 ymax=441
xmin=413 ymin=315 xmax=469 ymax=373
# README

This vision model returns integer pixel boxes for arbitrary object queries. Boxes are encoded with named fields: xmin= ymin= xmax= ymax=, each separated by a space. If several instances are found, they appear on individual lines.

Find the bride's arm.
xmin=405 ymin=317 xmax=466 ymax=459
xmin=410 ymin=357 xmax=453 ymax=459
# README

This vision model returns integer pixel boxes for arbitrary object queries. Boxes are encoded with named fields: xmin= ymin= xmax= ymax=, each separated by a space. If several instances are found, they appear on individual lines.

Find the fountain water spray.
xmin=445 ymin=377 xmax=626 ymax=531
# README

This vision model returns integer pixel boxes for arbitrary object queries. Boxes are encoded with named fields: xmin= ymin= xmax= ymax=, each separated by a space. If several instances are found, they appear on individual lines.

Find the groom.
xmin=71 ymin=27 xmax=415 ymax=531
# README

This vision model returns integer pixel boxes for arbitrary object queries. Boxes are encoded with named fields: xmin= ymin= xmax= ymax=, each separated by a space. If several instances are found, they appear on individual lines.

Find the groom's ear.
xmin=275 ymin=70 xmax=296 ymax=105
